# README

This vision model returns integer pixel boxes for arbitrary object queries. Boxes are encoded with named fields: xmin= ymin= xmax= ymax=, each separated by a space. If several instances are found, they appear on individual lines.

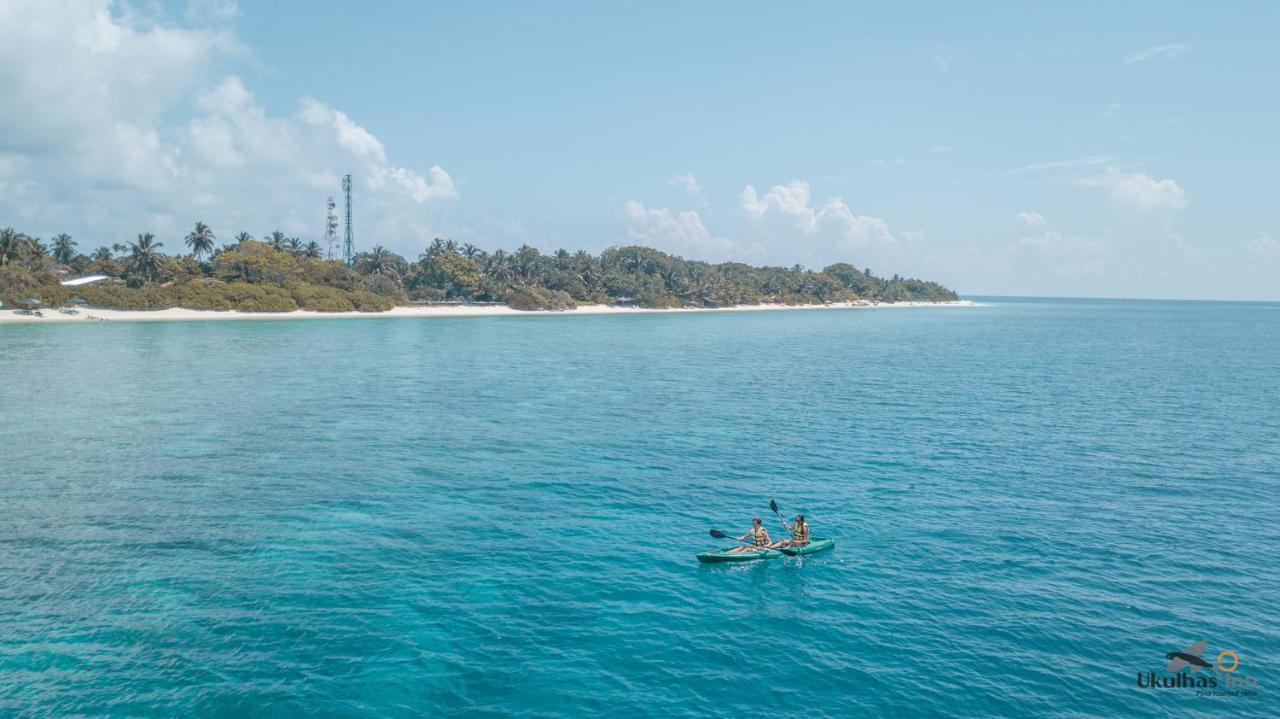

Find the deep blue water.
xmin=2 ymin=298 xmax=1278 ymax=717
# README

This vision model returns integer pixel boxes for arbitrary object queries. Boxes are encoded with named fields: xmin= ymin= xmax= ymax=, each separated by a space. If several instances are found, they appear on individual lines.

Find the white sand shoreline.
xmin=0 ymin=299 xmax=976 ymax=325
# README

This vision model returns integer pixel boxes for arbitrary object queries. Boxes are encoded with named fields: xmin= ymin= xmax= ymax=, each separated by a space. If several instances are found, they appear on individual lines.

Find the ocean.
xmin=1 ymin=298 xmax=1277 ymax=717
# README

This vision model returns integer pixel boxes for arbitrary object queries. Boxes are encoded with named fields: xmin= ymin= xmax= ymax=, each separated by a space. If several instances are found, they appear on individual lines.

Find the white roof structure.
xmin=60 ymin=275 xmax=109 ymax=287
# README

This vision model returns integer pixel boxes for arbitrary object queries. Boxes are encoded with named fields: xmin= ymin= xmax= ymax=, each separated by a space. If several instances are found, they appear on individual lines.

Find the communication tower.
xmin=342 ymin=174 xmax=354 ymax=266
xmin=324 ymin=197 xmax=339 ymax=260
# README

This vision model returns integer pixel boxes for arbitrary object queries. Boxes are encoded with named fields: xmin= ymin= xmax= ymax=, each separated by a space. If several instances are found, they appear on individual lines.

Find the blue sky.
xmin=1 ymin=1 xmax=1277 ymax=298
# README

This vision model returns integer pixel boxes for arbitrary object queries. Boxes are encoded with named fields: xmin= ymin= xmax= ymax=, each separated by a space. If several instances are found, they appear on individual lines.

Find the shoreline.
xmin=0 ymin=299 xmax=975 ymax=325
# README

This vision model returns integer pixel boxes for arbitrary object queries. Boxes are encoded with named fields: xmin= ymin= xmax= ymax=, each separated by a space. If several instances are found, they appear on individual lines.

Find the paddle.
xmin=770 ymin=499 xmax=797 ymax=540
xmin=709 ymin=528 xmax=800 ymax=557
xmin=708 ymin=528 xmax=772 ymax=552
xmin=769 ymin=499 xmax=804 ymax=557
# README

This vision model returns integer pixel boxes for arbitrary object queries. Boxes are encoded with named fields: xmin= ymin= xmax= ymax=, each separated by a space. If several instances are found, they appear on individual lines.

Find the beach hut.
xmin=611 ymin=296 xmax=638 ymax=308
xmin=17 ymin=298 xmax=43 ymax=316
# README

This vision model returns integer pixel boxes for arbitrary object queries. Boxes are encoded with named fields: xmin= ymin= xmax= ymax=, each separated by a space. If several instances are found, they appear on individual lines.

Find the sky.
xmin=1 ymin=1 xmax=1277 ymax=300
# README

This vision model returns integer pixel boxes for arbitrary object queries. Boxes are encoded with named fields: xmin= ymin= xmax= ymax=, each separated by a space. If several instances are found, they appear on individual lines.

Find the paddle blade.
xmin=709 ymin=529 xmax=729 ymax=539
xmin=769 ymin=499 xmax=780 ymax=513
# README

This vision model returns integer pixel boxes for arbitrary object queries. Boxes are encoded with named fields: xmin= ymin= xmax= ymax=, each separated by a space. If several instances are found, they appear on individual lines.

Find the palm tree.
xmin=286 ymin=236 xmax=303 ymax=255
xmin=185 ymin=222 xmax=215 ymax=261
xmin=51 ymin=233 xmax=78 ymax=264
xmin=360 ymin=245 xmax=401 ymax=278
xmin=22 ymin=237 xmax=49 ymax=264
xmin=91 ymin=246 xmax=113 ymax=262
xmin=302 ymin=240 xmax=322 ymax=259
xmin=423 ymin=237 xmax=448 ymax=259
xmin=267 ymin=231 xmax=287 ymax=251
xmin=127 ymin=233 xmax=164 ymax=283
xmin=461 ymin=243 xmax=480 ymax=260
xmin=0 ymin=227 xmax=23 ymax=266
xmin=234 ymin=231 xmax=253 ymax=245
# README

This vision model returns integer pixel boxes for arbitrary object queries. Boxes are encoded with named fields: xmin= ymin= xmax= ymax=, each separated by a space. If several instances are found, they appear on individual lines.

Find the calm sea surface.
xmin=2 ymin=298 xmax=1278 ymax=717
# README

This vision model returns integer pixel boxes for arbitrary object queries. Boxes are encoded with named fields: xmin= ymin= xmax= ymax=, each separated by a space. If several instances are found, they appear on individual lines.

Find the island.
xmin=0 ymin=225 xmax=960 ymax=320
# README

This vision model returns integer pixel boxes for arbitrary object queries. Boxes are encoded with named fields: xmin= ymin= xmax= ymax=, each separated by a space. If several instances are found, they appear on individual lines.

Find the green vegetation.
xmin=0 ymin=223 xmax=958 ymax=312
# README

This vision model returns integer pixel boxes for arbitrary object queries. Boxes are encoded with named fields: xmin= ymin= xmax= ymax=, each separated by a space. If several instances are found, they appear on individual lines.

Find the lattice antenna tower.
xmin=342 ymin=174 xmax=354 ymax=266
xmin=324 ymin=197 xmax=339 ymax=260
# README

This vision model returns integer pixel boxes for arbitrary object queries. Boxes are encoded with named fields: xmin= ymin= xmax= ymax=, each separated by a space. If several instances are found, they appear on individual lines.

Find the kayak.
xmin=696 ymin=546 xmax=783 ymax=563
xmin=784 ymin=537 xmax=835 ymax=556
xmin=696 ymin=537 xmax=835 ymax=563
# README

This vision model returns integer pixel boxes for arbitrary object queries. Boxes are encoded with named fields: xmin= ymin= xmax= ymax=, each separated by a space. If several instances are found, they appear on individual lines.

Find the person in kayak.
xmin=771 ymin=514 xmax=811 ymax=548
xmin=729 ymin=518 xmax=771 ymax=553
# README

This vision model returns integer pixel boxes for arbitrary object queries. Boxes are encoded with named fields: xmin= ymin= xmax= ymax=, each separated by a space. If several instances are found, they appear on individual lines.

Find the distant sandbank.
xmin=0 ymin=299 xmax=976 ymax=325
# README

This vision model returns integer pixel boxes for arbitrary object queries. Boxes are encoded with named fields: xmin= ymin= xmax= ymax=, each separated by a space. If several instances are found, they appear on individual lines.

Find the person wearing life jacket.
xmin=773 ymin=514 xmax=811 ymax=548
xmin=729 ymin=518 xmax=771 ymax=553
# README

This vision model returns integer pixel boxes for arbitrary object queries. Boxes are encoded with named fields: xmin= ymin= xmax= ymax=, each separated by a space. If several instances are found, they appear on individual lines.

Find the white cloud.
xmin=1076 ymin=169 xmax=1187 ymax=212
xmin=623 ymin=200 xmax=763 ymax=263
xmin=0 ymin=0 xmax=454 ymax=254
xmin=1123 ymin=44 xmax=1189 ymax=65
xmin=1017 ymin=211 xmax=1047 ymax=229
xmin=667 ymin=172 xmax=703 ymax=199
xmin=740 ymin=180 xmax=899 ymax=251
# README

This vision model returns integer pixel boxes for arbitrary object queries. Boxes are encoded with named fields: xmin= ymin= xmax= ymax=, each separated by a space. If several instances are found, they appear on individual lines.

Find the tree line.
xmin=0 ymin=223 xmax=958 ymax=312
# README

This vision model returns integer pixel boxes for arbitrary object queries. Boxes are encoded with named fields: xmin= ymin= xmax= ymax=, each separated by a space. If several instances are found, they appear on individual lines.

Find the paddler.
xmin=729 ymin=518 xmax=771 ymax=553
xmin=771 ymin=514 xmax=811 ymax=548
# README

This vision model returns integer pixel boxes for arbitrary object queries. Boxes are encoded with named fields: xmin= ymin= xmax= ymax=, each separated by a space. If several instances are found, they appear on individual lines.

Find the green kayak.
xmin=782 ymin=537 xmax=835 ymax=556
xmin=696 ymin=546 xmax=783 ymax=563
xmin=696 ymin=537 xmax=835 ymax=563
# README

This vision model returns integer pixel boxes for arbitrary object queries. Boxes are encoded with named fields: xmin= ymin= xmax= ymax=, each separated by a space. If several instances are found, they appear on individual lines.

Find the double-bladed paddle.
xmin=769 ymin=499 xmax=806 ymax=556
xmin=770 ymin=499 xmax=797 ymax=540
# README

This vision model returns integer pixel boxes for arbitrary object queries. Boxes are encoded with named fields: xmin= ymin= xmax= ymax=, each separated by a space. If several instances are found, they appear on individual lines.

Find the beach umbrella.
xmin=19 ymin=298 xmax=41 ymax=306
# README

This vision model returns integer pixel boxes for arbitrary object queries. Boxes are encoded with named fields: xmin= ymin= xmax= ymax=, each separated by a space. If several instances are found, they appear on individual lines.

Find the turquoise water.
xmin=2 ymin=299 xmax=1277 ymax=717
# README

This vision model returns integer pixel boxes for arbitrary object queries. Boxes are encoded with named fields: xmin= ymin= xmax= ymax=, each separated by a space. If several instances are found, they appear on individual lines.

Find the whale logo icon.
xmin=1166 ymin=640 xmax=1213 ymax=673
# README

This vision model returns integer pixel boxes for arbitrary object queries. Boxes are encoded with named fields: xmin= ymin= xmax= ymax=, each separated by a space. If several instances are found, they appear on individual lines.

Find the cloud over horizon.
xmin=0 ymin=0 xmax=455 ymax=253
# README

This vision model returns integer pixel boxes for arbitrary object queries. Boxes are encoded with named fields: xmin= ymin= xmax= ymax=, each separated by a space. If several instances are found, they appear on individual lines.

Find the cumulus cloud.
xmin=740 ymin=180 xmax=899 ymax=251
xmin=1016 ymin=211 xmax=1047 ymax=229
xmin=0 ymin=0 xmax=454 ymax=253
xmin=623 ymin=200 xmax=763 ymax=263
xmin=1123 ymin=44 xmax=1189 ymax=65
xmin=1076 ymin=169 xmax=1187 ymax=212
xmin=667 ymin=172 xmax=703 ymax=199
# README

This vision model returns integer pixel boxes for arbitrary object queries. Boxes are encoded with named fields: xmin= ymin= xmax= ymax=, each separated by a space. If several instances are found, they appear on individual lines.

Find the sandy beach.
xmin=0 ymin=300 xmax=975 ymax=324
